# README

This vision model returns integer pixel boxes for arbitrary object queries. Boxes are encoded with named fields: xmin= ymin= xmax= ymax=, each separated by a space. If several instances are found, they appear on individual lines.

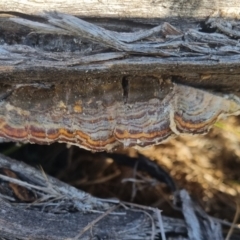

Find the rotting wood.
xmin=0 ymin=12 xmax=240 ymax=151
xmin=0 ymin=4 xmax=239 ymax=239
xmin=1 ymin=11 xmax=240 ymax=92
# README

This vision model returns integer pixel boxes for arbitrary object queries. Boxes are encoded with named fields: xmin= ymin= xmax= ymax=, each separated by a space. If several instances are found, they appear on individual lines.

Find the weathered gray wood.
xmin=0 ymin=153 xmax=225 ymax=240
xmin=1 ymin=0 xmax=240 ymax=19
xmin=0 ymin=198 xmax=155 ymax=240
xmin=179 ymin=190 xmax=223 ymax=240
xmin=1 ymin=12 xmax=240 ymax=93
xmin=0 ymin=153 xmax=183 ymax=240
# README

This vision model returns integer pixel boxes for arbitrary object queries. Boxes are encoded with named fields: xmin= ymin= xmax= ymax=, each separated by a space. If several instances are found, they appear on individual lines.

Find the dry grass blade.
xmin=155 ymin=209 xmax=166 ymax=240
xmin=70 ymin=204 xmax=120 ymax=240
xmin=225 ymin=199 xmax=240 ymax=240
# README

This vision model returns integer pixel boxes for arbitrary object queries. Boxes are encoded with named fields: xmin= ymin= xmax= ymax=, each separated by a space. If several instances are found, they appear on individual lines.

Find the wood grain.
xmin=2 ymin=12 xmax=240 ymax=93
xmin=1 ymin=0 xmax=240 ymax=19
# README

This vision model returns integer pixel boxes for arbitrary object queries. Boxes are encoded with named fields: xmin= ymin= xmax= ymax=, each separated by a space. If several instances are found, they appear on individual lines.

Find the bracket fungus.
xmin=0 ymin=77 xmax=239 ymax=151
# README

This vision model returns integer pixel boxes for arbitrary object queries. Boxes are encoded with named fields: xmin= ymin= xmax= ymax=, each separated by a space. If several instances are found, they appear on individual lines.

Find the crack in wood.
xmin=121 ymin=77 xmax=129 ymax=104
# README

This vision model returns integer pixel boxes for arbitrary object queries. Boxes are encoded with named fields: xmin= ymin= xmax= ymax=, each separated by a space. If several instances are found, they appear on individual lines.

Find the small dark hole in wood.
xmin=121 ymin=76 xmax=129 ymax=104
xmin=199 ymin=21 xmax=217 ymax=33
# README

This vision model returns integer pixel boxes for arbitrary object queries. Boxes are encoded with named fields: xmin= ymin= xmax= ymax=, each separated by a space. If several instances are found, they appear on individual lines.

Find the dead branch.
xmin=0 ymin=153 xmax=224 ymax=239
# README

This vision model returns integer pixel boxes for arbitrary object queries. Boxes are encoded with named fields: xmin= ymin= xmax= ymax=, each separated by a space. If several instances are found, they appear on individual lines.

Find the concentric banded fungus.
xmin=0 ymin=77 xmax=239 ymax=151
